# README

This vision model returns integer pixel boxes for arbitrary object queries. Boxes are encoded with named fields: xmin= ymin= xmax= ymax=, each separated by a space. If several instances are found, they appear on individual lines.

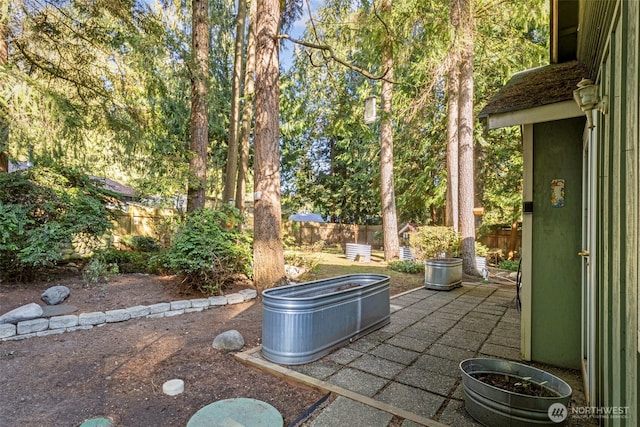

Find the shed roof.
xmin=479 ymin=61 xmax=586 ymax=119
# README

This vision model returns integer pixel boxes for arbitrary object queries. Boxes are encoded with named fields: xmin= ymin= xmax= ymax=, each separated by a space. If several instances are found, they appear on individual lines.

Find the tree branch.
xmin=14 ymin=40 xmax=111 ymax=101
xmin=279 ymin=34 xmax=393 ymax=82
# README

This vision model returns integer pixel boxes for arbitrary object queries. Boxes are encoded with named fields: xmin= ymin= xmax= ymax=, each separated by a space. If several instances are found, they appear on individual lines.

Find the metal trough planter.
xmin=460 ymin=358 xmax=573 ymax=426
xmin=261 ymin=274 xmax=390 ymax=365
xmin=345 ymin=243 xmax=372 ymax=262
xmin=399 ymin=246 xmax=414 ymax=261
xmin=424 ymin=258 xmax=462 ymax=290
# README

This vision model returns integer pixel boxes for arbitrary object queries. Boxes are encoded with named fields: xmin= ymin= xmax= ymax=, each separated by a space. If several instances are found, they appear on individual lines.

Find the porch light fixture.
xmin=364 ymin=95 xmax=378 ymax=124
xmin=573 ymin=78 xmax=608 ymax=128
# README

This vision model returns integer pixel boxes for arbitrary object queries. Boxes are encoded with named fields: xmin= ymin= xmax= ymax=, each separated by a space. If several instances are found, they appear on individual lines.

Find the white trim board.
xmin=485 ymin=100 xmax=583 ymax=130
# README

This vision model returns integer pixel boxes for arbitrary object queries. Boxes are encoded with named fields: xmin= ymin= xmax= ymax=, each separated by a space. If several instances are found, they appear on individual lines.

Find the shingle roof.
xmin=479 ymin=61 xmax=587 ymax=118
xmin=90 ymin=176 xmax=136 ymax=198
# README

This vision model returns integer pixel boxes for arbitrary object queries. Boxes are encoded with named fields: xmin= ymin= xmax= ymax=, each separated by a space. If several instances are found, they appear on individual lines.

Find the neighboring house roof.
xmin=89 ymin=176 xmax=136 ymax=199
xmin=8 ymin=161 xmax=136 ymax=200
xmin=479 ymin=60 xmax=586 ymax=118
xmin=288 ymin=213 xmax=327 ymax=222
xmin=8 ymin=160 xmax=32 ymax=172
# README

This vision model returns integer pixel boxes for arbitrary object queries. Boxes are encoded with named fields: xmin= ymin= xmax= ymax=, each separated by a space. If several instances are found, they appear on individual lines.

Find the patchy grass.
xmin=295 ymin=249 xmax=424 ymax=296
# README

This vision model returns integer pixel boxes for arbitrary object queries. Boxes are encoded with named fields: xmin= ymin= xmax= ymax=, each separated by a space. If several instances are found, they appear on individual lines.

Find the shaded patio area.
xmin=238 ymin=282 xmax=590 ymax=426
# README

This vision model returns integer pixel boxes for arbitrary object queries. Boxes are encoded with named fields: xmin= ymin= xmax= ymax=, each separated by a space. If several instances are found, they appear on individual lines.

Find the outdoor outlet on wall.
xmin=523 ymin=201 xmax=533 ymax=214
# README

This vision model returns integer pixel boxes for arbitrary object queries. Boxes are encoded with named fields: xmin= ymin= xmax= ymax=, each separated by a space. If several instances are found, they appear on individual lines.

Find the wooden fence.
xmin=283 ymin=222 xmax=384 ymax=249
xmin=283 ymin=221 xmax=521 ymax=256
xmin=479 ymin=226 xmax=522 ymax=256
xmin=111 ymin=204 xmax=177 ymax=247
xmin=109 ymin=208 xmax=521 ymax=258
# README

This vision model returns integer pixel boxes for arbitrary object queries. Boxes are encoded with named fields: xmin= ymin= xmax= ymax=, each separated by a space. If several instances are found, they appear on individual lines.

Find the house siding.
xmin=530 ymin=118 xmax=584 ymax=369
xmin=479 ymin=1 xmax=639 ymax=424
xmin=592 ymin=1 xmax=639 ymax=425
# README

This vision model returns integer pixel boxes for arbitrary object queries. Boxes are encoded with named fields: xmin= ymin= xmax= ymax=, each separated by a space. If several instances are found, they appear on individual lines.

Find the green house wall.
xmin=530 ymin=117 xmax=584 ymax=369
xmin=593 ymin=3 xmax=639 ymax=425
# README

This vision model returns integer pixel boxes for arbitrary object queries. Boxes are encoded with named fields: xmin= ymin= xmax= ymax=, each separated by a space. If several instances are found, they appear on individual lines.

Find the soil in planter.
xmin=471 ymin=373 xmax=560 ymax=398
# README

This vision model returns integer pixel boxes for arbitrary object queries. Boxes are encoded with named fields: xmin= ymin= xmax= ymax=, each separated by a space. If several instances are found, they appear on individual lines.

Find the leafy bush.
xmin=97 ymin=246 xmax=153 ymax=273
xmin=0 ymin=166 xmax=118 ymax=281
xmin=499 ymin=259 xmax=520 ymax=271
xmin=388 ymin=259 xmax=424 ymax=274
xmin=82 ymin=252 xmax=120 ymax=285
xmin=163 ymin=206 xmax=252 ymax=295
xmin=409 ymin=226 xmax=459 ymax=260
xmin=475 ymin=241 xmax=490 ymax=257
xmin=284 ymin=251 xmax=320 ymax=273
xmin=120 ymin=235 xmax=162 ymax=252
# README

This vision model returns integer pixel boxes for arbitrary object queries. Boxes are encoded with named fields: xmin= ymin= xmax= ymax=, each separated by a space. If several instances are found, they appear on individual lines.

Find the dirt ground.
xmin=0 ymin=270 xmax=321 ymax=427
xmin=0 ymin=263 xmax=422 ymax=427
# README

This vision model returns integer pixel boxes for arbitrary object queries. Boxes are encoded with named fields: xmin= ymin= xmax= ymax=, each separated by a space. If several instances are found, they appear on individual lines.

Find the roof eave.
xmin=483 ymin=100 xmax=583 ymax=130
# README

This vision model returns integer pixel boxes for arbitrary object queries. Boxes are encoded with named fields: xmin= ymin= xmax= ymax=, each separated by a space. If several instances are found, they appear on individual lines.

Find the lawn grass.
xmin=291 ymin=249 xmax=424 ymax=296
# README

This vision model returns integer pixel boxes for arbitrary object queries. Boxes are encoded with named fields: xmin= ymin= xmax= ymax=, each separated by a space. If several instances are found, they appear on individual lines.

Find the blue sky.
xmin=280 ymin=0 xmax=322 ymax=70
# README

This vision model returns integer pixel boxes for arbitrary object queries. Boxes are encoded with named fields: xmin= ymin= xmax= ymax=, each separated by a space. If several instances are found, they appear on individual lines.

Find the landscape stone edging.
xmin=0 ymin=291 xmax=257 ymax=342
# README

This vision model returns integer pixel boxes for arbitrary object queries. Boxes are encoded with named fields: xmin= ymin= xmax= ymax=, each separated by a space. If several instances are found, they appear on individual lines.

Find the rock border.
xmin=0 ymin=289 xmax=258 ymax=342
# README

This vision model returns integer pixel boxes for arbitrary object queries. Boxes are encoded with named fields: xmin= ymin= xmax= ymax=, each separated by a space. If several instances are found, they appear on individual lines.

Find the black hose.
xmin=288 ymin=392 xmax=332 ymax=427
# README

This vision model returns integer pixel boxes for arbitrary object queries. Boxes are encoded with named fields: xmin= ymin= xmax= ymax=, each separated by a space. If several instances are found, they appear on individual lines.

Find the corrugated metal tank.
xmin=261 ymin=274 xmax=390 ymax=365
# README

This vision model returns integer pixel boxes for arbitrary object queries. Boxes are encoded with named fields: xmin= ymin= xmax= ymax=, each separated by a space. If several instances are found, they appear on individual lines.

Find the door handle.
xmin=578 ymin=250 xmax=590 ymax=257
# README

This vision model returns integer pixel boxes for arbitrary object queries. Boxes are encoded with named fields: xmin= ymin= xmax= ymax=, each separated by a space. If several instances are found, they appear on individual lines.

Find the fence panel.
xmin=283 ymin=222 xmax=383 ymax=248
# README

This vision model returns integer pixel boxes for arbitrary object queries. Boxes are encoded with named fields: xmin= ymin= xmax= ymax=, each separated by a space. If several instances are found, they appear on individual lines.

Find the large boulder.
xmin=212 ymin=330 xmax=245 ymax=351
xmin=0 ymin=303 xmax=44 ymax=324
xmin=41 ymin=285 xmax=71 ymax=305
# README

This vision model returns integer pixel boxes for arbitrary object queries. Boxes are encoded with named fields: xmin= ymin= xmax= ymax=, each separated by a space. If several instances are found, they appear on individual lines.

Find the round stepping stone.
xmin=163 ymin=379 xmax=184 ymax=396
xmin=79 ymin=417 xmax=114 ymax=427
xmin=187 ymin=398 xmax=283 ymax=427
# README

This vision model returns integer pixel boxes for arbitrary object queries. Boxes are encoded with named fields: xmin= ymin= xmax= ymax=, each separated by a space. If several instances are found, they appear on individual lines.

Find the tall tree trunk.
xmin=0 ymin=0 xmax=9 ymax=173
xmin=445 ymin=59 xmax=459 ymax=231
xmin=235 ymin=0 xmax=257 ymax=212
xmin=223 ymin=0 xmax=247 ymax=204
xmin=253 ymin=0 xmax=285 ymax=291
xmin=457 ymin=0 xmax=477 ymax=275
xmin=379 ymin=0 xmax=399 ymax=261
xmin=186 ymin=0 xmax=210 ymax=212
xmin=445 ymin=0 xmax=461 ymax=231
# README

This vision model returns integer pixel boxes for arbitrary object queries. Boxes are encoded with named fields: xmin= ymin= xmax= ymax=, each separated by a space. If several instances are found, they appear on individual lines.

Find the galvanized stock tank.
xmin=345 ymin=243 xmax=372 ymax=262
xmin=424 ymin=257 xmax=463 ymax=290
xmin=460 ymin=358 xmax=573 ymax=426
xmin=261 ymin=274 xmax=390 ymax=365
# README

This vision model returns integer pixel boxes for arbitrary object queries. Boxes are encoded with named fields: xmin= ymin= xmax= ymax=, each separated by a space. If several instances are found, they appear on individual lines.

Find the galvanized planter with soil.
xmin=460 ymin=358 xmax=573 ymax=426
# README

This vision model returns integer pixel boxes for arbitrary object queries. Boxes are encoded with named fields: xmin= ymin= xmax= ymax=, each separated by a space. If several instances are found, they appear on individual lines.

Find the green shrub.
xmin=83 ymin=252 xmax=120 ymax=285
xmin=499 ymin=259 xmax=520 ymax=271
xmin=475 ymin=241 xmax=490 ymax=257
xmin=284 ymin=251 xmax=320 ymax=274
xmin=0 ymin=166 xmax=117 ymax=281
xmin=163 ymin=206 xmax=252 ymax=295
xmin=409 ymin=226 xmax=459 ymax=260
xmin=388 ymin=259 xmax=424 ymax=274
xmin=120 ymin=235 xmax=162 ymax=252
xmin=97 ymin=247 xmax=152 ymax=273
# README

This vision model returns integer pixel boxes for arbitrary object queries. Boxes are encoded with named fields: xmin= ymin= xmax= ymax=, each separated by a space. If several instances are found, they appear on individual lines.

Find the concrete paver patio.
xmin=237 ymin=282 xmax=590 ymax=426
